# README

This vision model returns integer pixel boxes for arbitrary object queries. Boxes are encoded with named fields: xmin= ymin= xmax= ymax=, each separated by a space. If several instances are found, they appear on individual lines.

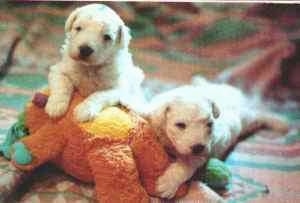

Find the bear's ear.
xmin=65 ymin=8 xmax=80 ymax=33
xmin=116 ymin=25 xmax=131 ymax=49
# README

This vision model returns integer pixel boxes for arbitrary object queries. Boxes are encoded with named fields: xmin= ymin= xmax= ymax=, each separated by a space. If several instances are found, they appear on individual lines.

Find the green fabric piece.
xmin=1 ymin=74 xmax=47 ymax=90
xmin=12 ymin=142 xmax=32 ymax=165
xmin=0 ymin=112 xmax=29 ymax=159
xmin=195 ymin=18 xmax=258 ymax=46
xmin=203 ymin=158 xmax=232 ymax=189
xmin=0 ymin=94 xmax=29 ymax=111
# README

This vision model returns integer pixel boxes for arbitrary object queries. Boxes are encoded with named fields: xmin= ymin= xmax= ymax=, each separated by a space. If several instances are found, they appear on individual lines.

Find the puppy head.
xmin=150 ymin=97 xmax=220 ymax=157
xmin=64 ymin=4 xmax=131 ymax=66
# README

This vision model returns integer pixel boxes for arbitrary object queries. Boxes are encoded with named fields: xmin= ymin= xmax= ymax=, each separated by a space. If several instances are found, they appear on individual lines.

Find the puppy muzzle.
xmin=79 ymin=45 xmax=94 ymax=59
xmin=191 ymin=144 xmax=207 ymax=155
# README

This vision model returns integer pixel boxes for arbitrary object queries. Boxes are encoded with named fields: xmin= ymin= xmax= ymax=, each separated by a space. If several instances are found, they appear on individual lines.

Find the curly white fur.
xmin=45 ymin=4 xmax=144 ymax=122
xmin=145 ymin=78 xmax=288 ymax=199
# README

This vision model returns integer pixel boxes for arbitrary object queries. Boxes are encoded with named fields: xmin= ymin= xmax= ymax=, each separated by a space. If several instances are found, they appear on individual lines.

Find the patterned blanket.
xmin=0 ymin=3 xmax=300 ymax=202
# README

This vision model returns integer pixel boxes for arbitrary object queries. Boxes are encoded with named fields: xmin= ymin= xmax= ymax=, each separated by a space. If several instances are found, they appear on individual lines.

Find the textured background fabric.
xmin=0 ymin=3 xmax=300 ymax=203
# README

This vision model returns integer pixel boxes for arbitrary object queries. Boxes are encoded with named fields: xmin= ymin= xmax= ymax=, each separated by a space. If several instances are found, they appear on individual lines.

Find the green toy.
xmin=203 ymin=158 xmax=232 ymax=189
xmin=0 ymin=112 xmax=29 ymax=159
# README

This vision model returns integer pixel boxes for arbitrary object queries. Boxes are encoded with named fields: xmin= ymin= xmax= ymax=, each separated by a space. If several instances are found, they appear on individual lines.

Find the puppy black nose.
xmin=79 ymin=45 xmax=94 ymax=58
xmin=191 ymin=144 xmax=205 ymax=155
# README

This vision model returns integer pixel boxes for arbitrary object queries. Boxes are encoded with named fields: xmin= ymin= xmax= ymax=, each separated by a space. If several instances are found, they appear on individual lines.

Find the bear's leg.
xmin=25 ymin=101 xmax=52 ymax=135
xmin=87 ymin=144 xmax=149 ymax=203
xmin=0 ymin=101 xmax=49 ymax=160
xmin=11 ymin=121 xmax=67 ymax=171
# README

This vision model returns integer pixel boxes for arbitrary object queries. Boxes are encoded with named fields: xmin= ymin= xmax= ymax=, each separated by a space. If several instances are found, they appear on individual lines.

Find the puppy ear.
xmin=149 ymin=103 xmax=171 ymax=129
xmin=65 ymin=8 xmax=80 ymax=33
xmin=211 ymin=101 xmax=220 ymax=119
xmin=117 ymin=25 xmax=131 ymax=48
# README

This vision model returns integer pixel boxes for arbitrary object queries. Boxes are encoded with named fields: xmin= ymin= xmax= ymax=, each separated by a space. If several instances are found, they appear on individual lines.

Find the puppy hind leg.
xmin=242 ymin=114 xmax=289 ymax=137
xmin=257 ymin=115 xmax=289 ymax=134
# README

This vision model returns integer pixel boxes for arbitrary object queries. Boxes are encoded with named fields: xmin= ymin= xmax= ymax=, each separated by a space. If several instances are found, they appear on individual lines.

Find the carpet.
xmin=0 ymin=3 xmax=300 ymax=202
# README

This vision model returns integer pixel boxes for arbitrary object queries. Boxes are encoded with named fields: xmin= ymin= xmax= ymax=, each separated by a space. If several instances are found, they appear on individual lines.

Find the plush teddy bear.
xmin=1 ymin=91 xmax=231 ymax=203
xmin=3 ymin=91 xmax=191 ymax=203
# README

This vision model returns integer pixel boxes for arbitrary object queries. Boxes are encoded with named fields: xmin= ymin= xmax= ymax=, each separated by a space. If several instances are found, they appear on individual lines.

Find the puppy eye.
xmin=75 ymin=26 xmax=82 ymax=32
xmin=207 ymin=121 xmax=213 ymax=128
xmin=175 ymin=122 xmax=186 ymax=130
xmin=103 ymin=34 xmax=112 ymax=42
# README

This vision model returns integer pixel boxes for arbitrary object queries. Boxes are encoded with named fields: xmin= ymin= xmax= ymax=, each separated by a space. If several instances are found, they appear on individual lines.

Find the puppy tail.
xmin=241 ymin=114 xmax=289 ymax=137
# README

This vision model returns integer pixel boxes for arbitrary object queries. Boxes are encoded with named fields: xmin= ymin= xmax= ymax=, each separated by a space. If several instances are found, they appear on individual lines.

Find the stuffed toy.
xmin=1 ymin=91 xmax=231 ymax=203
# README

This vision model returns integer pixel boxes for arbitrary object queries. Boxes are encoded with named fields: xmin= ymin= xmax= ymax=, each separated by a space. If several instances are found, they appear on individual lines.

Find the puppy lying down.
xmin=144 ymin=78 xmax=288 ymax=199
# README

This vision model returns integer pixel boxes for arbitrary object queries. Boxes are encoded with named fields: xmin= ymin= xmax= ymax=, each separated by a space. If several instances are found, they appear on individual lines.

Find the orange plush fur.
xmin=13 ymin=92 xmax=188 ymax=203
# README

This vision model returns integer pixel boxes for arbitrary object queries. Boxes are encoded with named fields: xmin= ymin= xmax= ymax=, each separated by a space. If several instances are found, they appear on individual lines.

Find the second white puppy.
xmin=45 ymin=4 xmax=144 ymax=122
xmin=145 ymin=78 xmax=288 ymax=199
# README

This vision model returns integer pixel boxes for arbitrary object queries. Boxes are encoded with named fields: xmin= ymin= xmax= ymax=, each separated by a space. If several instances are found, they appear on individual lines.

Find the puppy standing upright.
xmin=45 ymin=4 xmax=144 ymax=122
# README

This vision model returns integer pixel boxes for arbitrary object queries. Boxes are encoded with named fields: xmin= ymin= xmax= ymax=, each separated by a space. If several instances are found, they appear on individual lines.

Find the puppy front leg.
xmin=74 ymin=89 xmax=120 ymax=122
xmin=156 ymin=159 xmax=202 ymax=199
xmin=45 ymin=67 xmax=73 ymax=118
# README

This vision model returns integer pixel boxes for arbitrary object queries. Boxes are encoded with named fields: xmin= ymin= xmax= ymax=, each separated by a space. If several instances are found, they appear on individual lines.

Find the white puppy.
xmin=45 ymin=4 xmax=144 ymax=122
xmin=145 ymin=78 xmax=288 ymax=199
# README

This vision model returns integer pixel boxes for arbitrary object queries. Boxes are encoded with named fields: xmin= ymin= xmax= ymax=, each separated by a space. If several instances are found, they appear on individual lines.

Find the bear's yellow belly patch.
xmin=79 ymin=107 xmax=134 ymax=140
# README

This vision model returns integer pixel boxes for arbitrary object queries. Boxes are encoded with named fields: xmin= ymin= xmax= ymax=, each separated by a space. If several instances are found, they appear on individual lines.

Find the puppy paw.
xmin=74 ymin=102 xmax=99 ymax=122
xmin=156 ymin=167 xmax=182 ymax=199
xmin=45 ymin=96 xmax=68 ymax=118
xmin=273 ymin=121 xmax=289 ymax=134
xmin=120 ymin=95 xmax=149 ymax=116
